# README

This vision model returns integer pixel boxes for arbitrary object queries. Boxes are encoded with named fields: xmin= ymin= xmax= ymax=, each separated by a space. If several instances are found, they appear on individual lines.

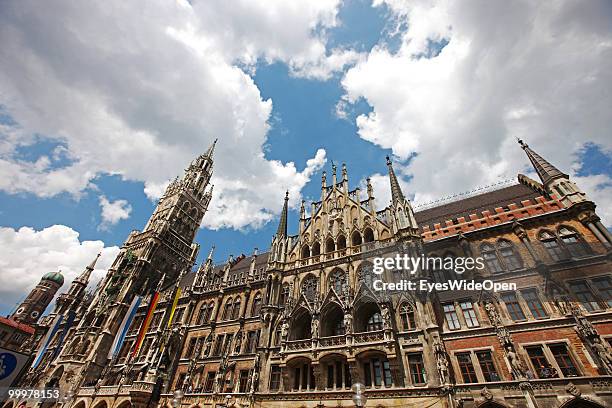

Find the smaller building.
xmin=0 ymin=315 xmax=34 ymax=351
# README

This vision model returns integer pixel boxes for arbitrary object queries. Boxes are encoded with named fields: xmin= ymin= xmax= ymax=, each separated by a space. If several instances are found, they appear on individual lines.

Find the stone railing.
xmin=353 ymin=331 xmax=385 ymax=343
xmin=319 ymin=335 xmax=345 ymax=347
xmin=77 ymin=387 xmax=95 ymax=397
xmin=285 ymin=339 xmax=311 ymax=351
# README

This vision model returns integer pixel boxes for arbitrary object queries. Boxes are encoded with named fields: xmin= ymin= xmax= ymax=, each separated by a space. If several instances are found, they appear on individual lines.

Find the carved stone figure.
xmin=344 ymin=312 xmax=353 ymax=334
xmin=281 ymin=320 xmax=290 ymax=340
xmin=311 ymin=315 xmax=319 ymax=338
xmin=506 ymin=346 xmax=526 ymax=379
xmin=432 ymin=336 xmax=449 ymax=384
xmin=591 ymin=338 xmax=612 ymax=374
xmin=381 ymin=304 xmax=392 ymax=330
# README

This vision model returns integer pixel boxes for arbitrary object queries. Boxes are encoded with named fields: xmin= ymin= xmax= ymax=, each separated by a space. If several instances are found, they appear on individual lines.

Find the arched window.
xmin=352 ymin=231 xmax=362 ymax=246
xmin=337 ymin=235 xmax=347 ymax=250
xmin=207 ymin=302 xmax=215 ymax=321
xmin=329 ymin=269 xmax=348 ymax=294
xmin=366 ymin=312 xmax=383 ymax=331
xmin=481 ymin=243 xmax=502 ymax=273
xmin=301 ymin=245 xmax=311 ymax=259
xmin=223 ymin=298 xmax=233 ymax=320
xmin=312 ymin=241 xmax=321 ymax=256
xmin=302 ymin=275 xmax=318 ymax=301
xmin=497 ymin=240 xmax=522 ymax=270
xmin=364 ymin=227 xmax=374 ymax=243
xmin=400 ymin=303 xmax=416 ymax=330
xmin=326 ymin=237 xmax=335 ymax=253
xmin=251 ymin=293 xmax=262 ymax=316
xmin=279 ymin=283 xmax=290 ymax=306
xmin=539 ymin=230 xmax=568 ymax=261
xmin=232 ymin=298 xmax=241 ymax=320
xmin=333 ymin=319 xmax=346 ymax=336
xmin=558 ymin=227 xmax=589 ymax=258
xmin=357 ymin=262 xmax=375 ymax=289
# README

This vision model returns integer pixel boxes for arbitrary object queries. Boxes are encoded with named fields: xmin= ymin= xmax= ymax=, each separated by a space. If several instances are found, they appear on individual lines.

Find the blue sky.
xmin=1 ymin=0 xmax=611 ymax=315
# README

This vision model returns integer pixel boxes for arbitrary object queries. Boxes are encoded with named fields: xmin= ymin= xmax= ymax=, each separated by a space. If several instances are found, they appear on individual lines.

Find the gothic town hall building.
xmin=5 ymin=139 xmax=612 ymax=408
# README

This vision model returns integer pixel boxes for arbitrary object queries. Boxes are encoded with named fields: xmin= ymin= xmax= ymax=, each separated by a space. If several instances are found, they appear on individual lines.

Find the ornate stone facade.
xmin=4 ymin=140 xmax=612 ymax=408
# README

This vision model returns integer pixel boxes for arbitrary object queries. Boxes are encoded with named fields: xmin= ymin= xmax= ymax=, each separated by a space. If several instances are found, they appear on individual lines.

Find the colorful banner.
xmin=131 ymin=292 xmax=160 ymax=357
xmin=108 ymin=295 xmax=142 ymax=359
xmin=166 ymin=287 xmax=182 ymax=328
xmin=31 ymin=315 xmax=63 ymax=369
xmin=51 ymin=310 xmax=76 ymax=360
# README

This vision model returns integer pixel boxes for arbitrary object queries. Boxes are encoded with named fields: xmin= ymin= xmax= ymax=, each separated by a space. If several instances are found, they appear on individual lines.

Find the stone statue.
xmin=344 ymin=312 xmax=353 ymax=334
xmin=432 ymin=336 xmax=449 ymax=384
xmin=281 ymin=320 xmax=289 ymax=340
xmin=381 ymin=304 xmax=392 ymax=330
xmin=506 ymin=345 xmax=526 ymax=379
xmin=591 ymin=338 xmax=612 ymax=374
xmin=204 ymin=332 xmax=214 ymax=357
xmin=311 ymin=315 xmax=319 ymax=338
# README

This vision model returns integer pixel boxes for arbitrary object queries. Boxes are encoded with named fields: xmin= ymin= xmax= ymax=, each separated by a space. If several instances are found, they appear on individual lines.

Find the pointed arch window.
xmin=302 ymin=275 xmax=318 ymax=302
xmin=364 ymin=227 xmax=374 ymax=243
xmin=312 ymin=241 xmax=321 ymax=256
xmin=197 ymin=303 xmax=208 ymax=325
xmin=301 ymin=245 xmax=311 ymax=259
xmin=400 ymin=303 xmax=416 ymax=331
xmin=358 ymin=263 xmax=375 ymax=290
xmin=325 ymin=238 xmax=335 ymax=253
xmin=481 ymin=243 xmax=502 ymax=273
xmin=497 ymin=240 xmax=522 ymax=270
xmin=223 ymin=298 xmax=233 ymax=320
xmin=337 ymin=235 xmax=347 ymax=250
xmin=352 ymin=231 xmax=362 ymax=246
xmin=232 ymin=298 xmax=241 ymax=320
xmin=558 ymin=227 xmax=589 ymax=258
xmin=251 ymin=293 xmax=262 ymax=317
xmin=329 ymin=269 xmax=348 ymax=294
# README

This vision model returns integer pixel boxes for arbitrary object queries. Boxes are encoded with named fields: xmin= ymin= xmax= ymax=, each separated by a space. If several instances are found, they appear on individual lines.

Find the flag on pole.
xmin=108 ymin=295 xmax=142 ymax=359
xmin=166 ymin=287 xmax=182 ymax=328
xmin=31 ymin=315 xmax=63 ymax=369
xmin=51 ymin=310 xmax=76 ymax=360
xmin=130 ymin=292 xmax=160 ymax=357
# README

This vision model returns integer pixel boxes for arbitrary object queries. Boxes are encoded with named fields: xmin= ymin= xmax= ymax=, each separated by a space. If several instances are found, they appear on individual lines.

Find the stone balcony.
xmin=281 ymin=330 xmax=390 ymax=356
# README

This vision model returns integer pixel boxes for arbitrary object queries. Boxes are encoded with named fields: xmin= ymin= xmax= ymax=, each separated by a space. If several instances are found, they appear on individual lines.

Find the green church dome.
xmin=42 ymin=271 xmax=64 ymax=285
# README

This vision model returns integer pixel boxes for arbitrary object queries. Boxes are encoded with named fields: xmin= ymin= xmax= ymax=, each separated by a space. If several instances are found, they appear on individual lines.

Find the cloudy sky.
xmin=0 ymin=0 xmax=611 ymax=315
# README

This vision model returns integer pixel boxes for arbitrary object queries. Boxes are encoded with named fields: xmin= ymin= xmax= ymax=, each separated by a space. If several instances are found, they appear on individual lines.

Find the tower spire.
xmin=518 ymin=138 xmax=568 ymax=185
xmin=386 ymin=156 xmax=405 ymax=203
xmin=205 ymin=138 xmax=218 ymax=159
xmin=276 ymin=191 xmax=289 ymax=237
xmin=75 ymin=252 xmax=100 ymax=285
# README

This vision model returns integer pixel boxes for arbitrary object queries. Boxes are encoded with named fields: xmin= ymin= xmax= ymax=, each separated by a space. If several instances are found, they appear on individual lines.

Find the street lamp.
xmin=351 ymin=382 xmax=367 ymax=408
xmin=171 ymin=389 xmax=184 ymax=407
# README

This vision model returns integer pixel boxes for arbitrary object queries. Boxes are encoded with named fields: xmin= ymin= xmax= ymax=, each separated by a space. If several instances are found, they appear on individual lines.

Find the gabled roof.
xmin=414 ymin=183 xmax=540 ymax=230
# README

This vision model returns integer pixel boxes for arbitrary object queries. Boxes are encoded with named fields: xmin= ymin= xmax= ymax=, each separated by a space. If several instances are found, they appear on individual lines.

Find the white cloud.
xmin=342 ymin=0 xmax=612 ymax=226
xmin=0 ymin=0 xmax=348 ymax=230
xmin=99 ymin=196 xmax=132 ymax=230
xmin=0 ymin=225 xmax=119 ymax=314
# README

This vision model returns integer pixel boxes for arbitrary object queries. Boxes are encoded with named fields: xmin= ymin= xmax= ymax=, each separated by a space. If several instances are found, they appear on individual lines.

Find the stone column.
xmin=513 ymin=221 xmax=540 ymax=265
xmin=579 ymin=212 xmax=612 ymax=250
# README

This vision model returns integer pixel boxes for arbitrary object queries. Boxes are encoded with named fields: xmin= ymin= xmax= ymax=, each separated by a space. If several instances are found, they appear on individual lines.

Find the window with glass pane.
xmin=279 ymin=284 xmax=290 ymax=305
xmin=501 ymin=293 xmax=526 ymax=321
xmin=334 ymin=319 xmax=346 ymax=335
xmin=408 ymin=353 xmax=426 ymax=384
xmin=456 ymin=352 xmax=478 ymax=383
xmin=559 ymin=227 xmax=588 ymax=258
xmin=481 ymin=244 xmax=502 ymax=273
xmin=400 ymin=303 xmax=417 ymax=330
xmin=205 ymin=372 xmax=216 ymax=392
xmin=498 ymin=240 xmax=522 ymax=270
xmin=382 ymin=361 xmax=393 ymax=386
xmin=525 ymin=345 xmax=556 ymax=378
xmin=213 ymin=334 xmax=224 ymax=356
xmin=363 ymin=362 xmax=372 ymax=386
xmin=540 ymin=231 xmax=568 ymax=261
xmin=358 ymin=263 xmax=375 ymax=290
xmin=197 ymin=304 xmax=208 ymax=325
xmin=443 ymin=303 xmax=461 ymax=330
xmin=232 ymin=299 xmax=241 ymax=320
xmin=476 ymin=351 xmax=499 ymax=382
xmin=459 ymin=301 xmax=479 ymax=328
xmin=432 ymin=268 xmax=447 ymax=284
xmin=592 ymin=277 xmax=612 ymax=307
xmin=223 ymin=298 xmax=233 ymax=320
xmin=569 ymin=281 xmax=600 ymax=312
xmin=329 ymin=269 xmax=348 ymax=294
xmin=302 ymin=275 xmax=318 ymax=301
xmin=366 ymin=312 xmax=383 ymax=331
xmin=549 ymin=343 xmax=578 ymax=377
xmin=269 ymin=365 xmax=281 ymax=391
xmin=373 ymin=359 xmax=382 ymax=386
xmin=521 ymin=289 xmax=548 ymax=318
xmin=239 ymin=369 xmax=251 ymax=392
